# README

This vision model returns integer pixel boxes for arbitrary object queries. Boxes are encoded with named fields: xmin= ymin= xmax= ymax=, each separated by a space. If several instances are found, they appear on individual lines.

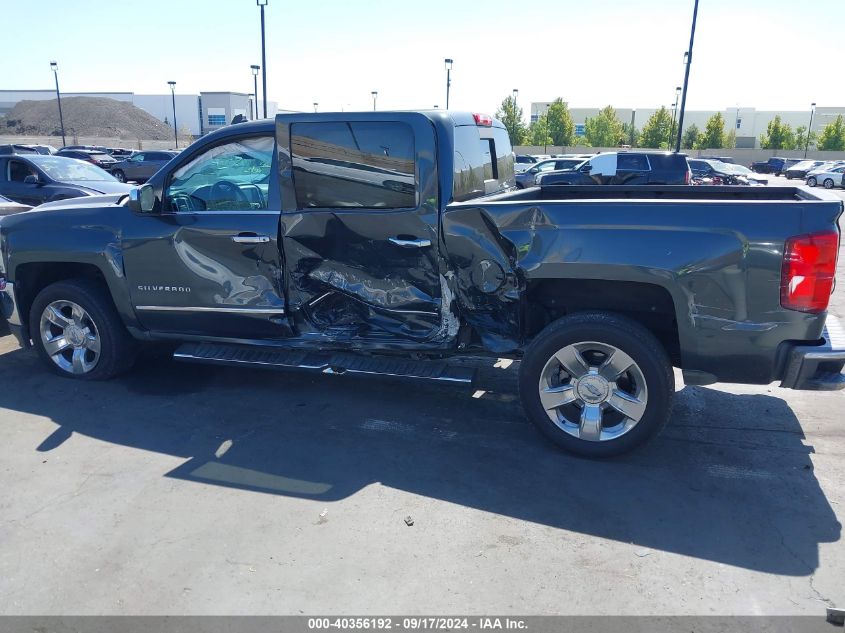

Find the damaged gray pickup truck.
xmin=1 ymin=111 xmax=843 ymax=456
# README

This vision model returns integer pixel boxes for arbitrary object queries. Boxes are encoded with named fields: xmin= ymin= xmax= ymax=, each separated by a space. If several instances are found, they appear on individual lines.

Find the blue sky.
xmin=2 ymin=0 xmax=842 ymax=115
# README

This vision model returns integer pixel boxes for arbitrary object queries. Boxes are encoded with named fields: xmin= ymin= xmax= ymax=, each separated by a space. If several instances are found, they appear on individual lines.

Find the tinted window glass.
xmin=166 ymin=136 xmax=273 ymax=211
xmin=492 ymin=127 xmax=513 ymax=183
xmin=291 ymin=121 xmax=416 ymax=210
xmin=617 ymin=154 xmax=649 ymax=170
xmin=9 ymin=160 xmax=36 ymax=182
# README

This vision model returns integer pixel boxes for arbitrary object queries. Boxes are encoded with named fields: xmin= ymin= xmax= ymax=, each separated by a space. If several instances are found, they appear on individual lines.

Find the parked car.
xmin=64 ymin=144 xmax=110 ymax=153
xmin=699 ymin=155 xmax=736 ymax=164
xmin=751 ymin=157 xmax=788 ymax=174
xmin=688 ymin=159 xmax=768 ymax=185
xmin=515 ymin=157 xmax=586 ymax=188
xmin=514 ymin=155 xmax=539 ymax=173
xmin=2 ymin=111 xmax=842 ymax=459
xmin=0 ymin=154 xmax=133 ymax=206
xmin=0 ymin=144 xmax=40 ymax=155
xmin=806 ymin=165 xmax=845 ymax=189
xmin=539 ymin=151 xmax=691 ymax=185
xmin=110 ymin=151 xmax=178 ymax=183
xmin=785 ymin=160 xmax=826 ymax=180
xmin=0 ymin=194 xmax=31 ymax=216
xmin=108 ymin=148 xmax=135 ymax=159
xmin=55 ymin=148 xmax=119 ymax=171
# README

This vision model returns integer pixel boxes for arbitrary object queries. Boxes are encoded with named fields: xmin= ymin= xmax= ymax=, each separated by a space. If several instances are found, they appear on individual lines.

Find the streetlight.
xmin=669 ymin=86 xmax=681 ymax=147
xmin=805 ymin=102 xmax=817 ymax=158
xmin=372 ymin=91 xmax=378 ymax=111
xmin=167 ymin=81 xmax=178 ymax=148
xmin=511 ymin=88 xmax=519 ymax=144
xmin=49 ymin=61 xmax=66 ymax=147
xmin=256 ymin=0 xmax=268 ymax=118
xmin=313 ymin=102 xmax=318 ymax=113
xmin=250 ymin=65 xmax=260 ymax=119
xmin=444 ymin=58 xmax=453 ymax=109
xmin=675 ymin=0 xmax=699 ymax=152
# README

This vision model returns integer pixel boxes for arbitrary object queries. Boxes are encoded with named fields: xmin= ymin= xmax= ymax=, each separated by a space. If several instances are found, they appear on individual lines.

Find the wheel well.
xmin=525 ymin=279 xmax=681 ymax=364
xmin=15 ymin=262 xmax=108 ymax=330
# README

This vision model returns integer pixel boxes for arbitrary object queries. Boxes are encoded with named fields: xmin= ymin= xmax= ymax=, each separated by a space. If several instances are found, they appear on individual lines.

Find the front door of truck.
xmin=122 ymin=133 xmax=288 ymax=339
xmin=277 ymin=114 xmax=444 ymax=343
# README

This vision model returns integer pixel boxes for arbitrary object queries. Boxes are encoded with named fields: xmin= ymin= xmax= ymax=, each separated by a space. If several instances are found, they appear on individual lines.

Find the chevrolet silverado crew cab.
xmin=1 ymin=110 xmax=843 ymax=457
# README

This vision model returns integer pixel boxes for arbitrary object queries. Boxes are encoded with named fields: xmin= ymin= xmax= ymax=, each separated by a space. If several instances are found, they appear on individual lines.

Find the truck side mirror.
xmin=127 ymin=184 xmax=156 ymax=213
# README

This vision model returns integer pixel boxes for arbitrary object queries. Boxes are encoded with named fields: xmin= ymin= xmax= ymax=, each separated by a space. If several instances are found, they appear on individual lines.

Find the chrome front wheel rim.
xmin=39 ymin=300 xmax=101 ymax=375
xmin=538 ymin=341 xmax=648 ymax=442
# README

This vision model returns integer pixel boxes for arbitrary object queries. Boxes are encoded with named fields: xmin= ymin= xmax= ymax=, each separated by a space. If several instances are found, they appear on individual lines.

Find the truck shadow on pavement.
xmin=1 ymin=344 xmax=840 ymax=577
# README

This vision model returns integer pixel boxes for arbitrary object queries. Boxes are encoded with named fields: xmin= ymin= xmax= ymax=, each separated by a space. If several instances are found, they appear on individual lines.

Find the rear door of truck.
xmin=276 ymin=112 xmax=444 ymax=342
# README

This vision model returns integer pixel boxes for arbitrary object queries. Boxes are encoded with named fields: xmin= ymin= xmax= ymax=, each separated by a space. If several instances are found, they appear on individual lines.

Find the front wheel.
xmin=807 ymin=176 xmax=817 ymax=187
xmin=113 ymin=170 xmax=126 ymax=183
xmin=519 ymin=312 xmax=674 ymax=457
xmin=29 ymin=279 xmax=137 ymax=380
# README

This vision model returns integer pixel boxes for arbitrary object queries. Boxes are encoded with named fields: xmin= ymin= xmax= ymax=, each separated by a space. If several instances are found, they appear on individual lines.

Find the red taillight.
xmin=781 ymin=231 xmax=839 ymax=313
xmin=685 ymin=169 xmax=691 ymax=185
xmin=473 ymin=113 xmax=493 ymax=126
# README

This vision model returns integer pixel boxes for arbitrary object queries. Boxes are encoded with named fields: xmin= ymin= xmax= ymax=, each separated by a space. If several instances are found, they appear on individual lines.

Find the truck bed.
xmin=485 ymin=184 xmax=841 ymax=202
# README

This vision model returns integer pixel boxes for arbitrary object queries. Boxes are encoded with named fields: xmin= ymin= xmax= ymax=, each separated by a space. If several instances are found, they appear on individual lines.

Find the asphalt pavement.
xmin=0 ymin=190 xmax=843 ymax=615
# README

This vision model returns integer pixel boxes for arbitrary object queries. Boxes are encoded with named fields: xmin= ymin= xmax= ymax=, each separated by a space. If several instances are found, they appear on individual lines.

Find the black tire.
xmin=29 ymin=278 xmax=137 ymax=380
xmin=807 ymin=176 xmax=817 ymax=187
xmin=519 ymin=312 xmax=674 ymax=457
xmin=113 ymin=170 xmax=126 ymax=183
xmin=823 ymin=178 xmax=834 ymax=189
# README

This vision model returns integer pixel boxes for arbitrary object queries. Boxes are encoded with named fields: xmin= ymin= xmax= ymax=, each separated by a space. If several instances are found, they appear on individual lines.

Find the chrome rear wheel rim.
xmin=538 ymin=341 xmax=648 ymax=442
xmin=39 ymin=300 xmax=101 ymax=375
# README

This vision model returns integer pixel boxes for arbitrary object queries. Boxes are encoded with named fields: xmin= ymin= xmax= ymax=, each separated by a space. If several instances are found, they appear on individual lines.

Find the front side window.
xmin=166 ymin=136 xmax=273 ymax=212
xmin=9 ymin=160 xmax=36 ymax=182
xmin=291 ymin=121 xmax=416 ymax=210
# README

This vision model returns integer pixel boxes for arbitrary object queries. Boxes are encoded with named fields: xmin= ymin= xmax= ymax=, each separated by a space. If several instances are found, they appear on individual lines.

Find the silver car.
xmin=111 ymin=151 xmax=177 ymax=183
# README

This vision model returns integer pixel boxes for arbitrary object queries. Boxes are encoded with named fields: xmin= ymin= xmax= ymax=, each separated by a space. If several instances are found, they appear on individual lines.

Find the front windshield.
xmin=713 ymin=162 xmax=751 ymax=175
xmin=28 ymin=156 xmax=117 ymax=182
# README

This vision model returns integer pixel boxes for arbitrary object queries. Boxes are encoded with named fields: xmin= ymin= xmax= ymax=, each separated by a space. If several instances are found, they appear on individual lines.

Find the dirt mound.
xmin=3 ymin=96 xmax=173 ymax=141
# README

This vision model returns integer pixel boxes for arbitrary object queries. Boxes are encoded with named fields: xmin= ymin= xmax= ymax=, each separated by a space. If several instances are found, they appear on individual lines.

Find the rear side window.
xmin=617 ymin=154 xmax=649 ymax=170
xmin=290 ymin=121 xmax=416 ymax=210
xmin=453 ymin=125 xmax=513 ymax=202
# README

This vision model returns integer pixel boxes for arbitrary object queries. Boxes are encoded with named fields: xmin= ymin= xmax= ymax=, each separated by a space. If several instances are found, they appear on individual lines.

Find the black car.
xmin=55 ymin=149 xmax=118 ymax=171
xmin=0 ymin=154 xmax=133 ymax=206
xmin=784 ymin=160 xmax=825 ymax=180
xmin=539 ymin=151 xmax=691 ymax=186
xmin=515 ymin=157 xmax=585 ymax=188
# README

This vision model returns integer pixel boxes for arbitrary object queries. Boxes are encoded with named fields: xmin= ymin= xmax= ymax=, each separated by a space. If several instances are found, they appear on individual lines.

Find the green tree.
xmin=584 ymin=105 xmax=623 ymax=148
xmin=495 ymin=95 xmax=527 ymax=146
xmin=760 ymin=115 xmax=795 ymax=150
xmin=699 ymin=113 xmax=727 ymax=149
xmin=817 ymin=115 xmax=845 ymax=151
xmin=723 ymin=129 xmax=737 ymax=149
xmin=681 ymin=124 xmax=700 ymax=150
xmin=792 ymin=126 xmax=816 ymax=151
xmin=621 ymin=122 xmax=640 ymax=147
xmin=638 ymin=107 xmax=674 ymax=149
xmin=526 ymin=115 xmax=553 ymax=147
xmin=545 ymin=98 xmax=575 ymax=146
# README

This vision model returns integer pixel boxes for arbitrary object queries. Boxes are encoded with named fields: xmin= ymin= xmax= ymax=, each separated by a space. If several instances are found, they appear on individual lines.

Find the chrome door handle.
xmin=389 ymin=236 xmax=432 ymax=248
xmin=232 ymin=233 xmax=270 ymax=244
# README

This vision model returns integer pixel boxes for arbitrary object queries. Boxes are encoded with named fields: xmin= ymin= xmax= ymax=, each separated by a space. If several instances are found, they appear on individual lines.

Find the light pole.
xmin=675 ymin=0 xmax=699 ymax=152
xmin=167 ymin=81 xmax=178 ymax=149
xmin=372 ymin=91 xmax=378 ymax=111
xmin=511 ymin=88 xmax=519 ymax=145
xmin=444 ymin=58 xmax=453 ymax=109
xmin=804 ymin=102 xmax=817 ymax=158
xmin=257 ymin=0 xmax=268 ymax=118
xmin=313 ymin=102 xmax=318 ymax=113
xmin=250 ymin=65 xmax=260 ymax=119
xmin=669 ymin=86 xmax=681 ymax=148
xmin=49 ymin=61 xmax=66 ymax=147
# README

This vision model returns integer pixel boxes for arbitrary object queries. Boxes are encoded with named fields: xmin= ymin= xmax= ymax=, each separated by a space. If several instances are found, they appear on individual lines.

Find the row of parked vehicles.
xmin=0 ymin=143 xmax=180 ymax=210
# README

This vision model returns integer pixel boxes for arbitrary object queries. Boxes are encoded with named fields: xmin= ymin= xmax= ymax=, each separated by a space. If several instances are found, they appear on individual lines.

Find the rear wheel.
xmin=807 ymin=176 xmax=817 ymax=187
xmin=823 ymin=178 xmax=835 ymax=189
xmin=519 ymin=312 xmax=673 ymax=457
xmin=29 ymin=279 xmax=137 ymax=380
